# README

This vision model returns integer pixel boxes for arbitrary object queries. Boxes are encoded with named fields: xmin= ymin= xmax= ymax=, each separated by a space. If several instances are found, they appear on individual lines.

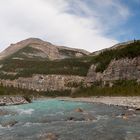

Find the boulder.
xmin=1 ymin=120 xmax=18 ymax=127
xmin=74 ymin=108 xmax=84 ymax=113
xmin=85 ymin=115 xmax=96 ymax=121
xmin=120 ymin=114 xmax=129 ymax=120
xmin=122 ymin=115 xmax=129 ymax=120
xmin=0 ymin=109 xmax=9 ymax=116
xmin=67 ymin=117 xmax=75 ymax=121
xmin=67 ymin=117 xmax=85 ymax=121
xmin=136 ymin=108 xmax=140 ymax=111
xmin=40 ymin=132 xmax=58 ymax=140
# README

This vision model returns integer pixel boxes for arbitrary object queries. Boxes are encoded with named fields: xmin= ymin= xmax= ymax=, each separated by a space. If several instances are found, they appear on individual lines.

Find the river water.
xmin=0 ymin=99 xmax=140 ymax=140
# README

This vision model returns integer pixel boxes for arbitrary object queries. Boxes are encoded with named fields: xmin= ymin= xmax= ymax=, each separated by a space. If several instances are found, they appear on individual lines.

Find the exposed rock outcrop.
xmin=0 ymin=96 xmax=29 ymax=106
xmin=103 ymin=57 xmax=140 ymax=81
xmin=85 ymin=64 xmax=102 ymax=84
xmin=86 ymin=57 xmax=140 ymax=85
xmin=0 ymin=74 xmax=84 ymax=92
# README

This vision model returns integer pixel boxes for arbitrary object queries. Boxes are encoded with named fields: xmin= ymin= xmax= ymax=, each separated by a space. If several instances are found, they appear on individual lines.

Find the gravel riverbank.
xmin=57 ymin=96 xmax=140 ymax=108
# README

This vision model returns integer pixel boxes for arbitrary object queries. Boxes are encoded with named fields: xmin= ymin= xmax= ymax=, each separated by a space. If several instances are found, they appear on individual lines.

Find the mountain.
xmin=0 ymin=38 xmax=89 ymax=61
xmin=90 ymin=40 xmax=135 ymax=56
xmin=0 ymin=39 xmax=140 ymax=97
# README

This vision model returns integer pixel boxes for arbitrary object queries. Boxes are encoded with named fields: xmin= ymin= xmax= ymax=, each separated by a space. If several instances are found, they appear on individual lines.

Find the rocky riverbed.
xmin=0 ymin=99 xmax=140 ymax=140
xmin=0 ymin=96 xmax=30 ymax=106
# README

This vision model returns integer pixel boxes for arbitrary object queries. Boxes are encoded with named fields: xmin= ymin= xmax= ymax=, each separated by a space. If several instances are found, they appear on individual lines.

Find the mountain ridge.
xmin=0 ymin=38 xmax=90 ymax=61
xmin=0 ymin=38 xmax=140 ymax=96
xmin=0 ymin=38 xmax=137 ymax=60
xmin=90 ymin=40 xmax=135 ymax=56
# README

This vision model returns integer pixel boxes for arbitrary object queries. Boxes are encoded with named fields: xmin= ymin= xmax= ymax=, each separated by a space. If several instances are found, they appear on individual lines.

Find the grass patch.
xmin=72 ymin=80 xmax=140 ymax=97
xmin=0 ymin=80 xmax=140 ymax=97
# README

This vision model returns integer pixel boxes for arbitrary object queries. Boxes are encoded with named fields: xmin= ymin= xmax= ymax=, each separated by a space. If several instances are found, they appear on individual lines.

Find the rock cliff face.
xmin=0 ymin=75 xmax=84 ymax=92
xmin=85 ymin=64 xmax=102 ymax=83
xmin=103 ymin=57 xmax=140 ymax=81
xmin=86 ymin=57 xmax=140 ymax=85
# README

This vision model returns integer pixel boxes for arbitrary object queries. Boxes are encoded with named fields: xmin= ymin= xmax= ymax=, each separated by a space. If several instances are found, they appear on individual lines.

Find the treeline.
xmin=0 ymin=57 xmax=91 ymax=79
xmin=92 ymin=40 xmax=140 ymax=72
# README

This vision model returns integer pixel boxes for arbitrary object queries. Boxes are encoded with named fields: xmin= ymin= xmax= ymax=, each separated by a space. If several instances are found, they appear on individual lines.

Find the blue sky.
xmin=71 ymin=0 xmax=140 ymax=42
xmin=0 ymin=0 xmax=139 ymax=52
xmin=108 ymin=0 xmax=140 ymax=41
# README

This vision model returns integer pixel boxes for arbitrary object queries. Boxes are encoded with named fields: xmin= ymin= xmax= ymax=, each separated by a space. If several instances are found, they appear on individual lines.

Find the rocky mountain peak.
xmin=0 ymin=38 xmax=89 ymax=60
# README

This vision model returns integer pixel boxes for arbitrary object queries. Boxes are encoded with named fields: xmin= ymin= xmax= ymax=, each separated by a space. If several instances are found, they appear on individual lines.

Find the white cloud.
xmin=0 ymin=0 xmax=130 ymax=52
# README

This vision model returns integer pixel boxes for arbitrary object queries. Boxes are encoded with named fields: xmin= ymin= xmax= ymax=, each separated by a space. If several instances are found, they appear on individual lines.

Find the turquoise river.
xmin=0 ymin=99 xmax=140 ymax=140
